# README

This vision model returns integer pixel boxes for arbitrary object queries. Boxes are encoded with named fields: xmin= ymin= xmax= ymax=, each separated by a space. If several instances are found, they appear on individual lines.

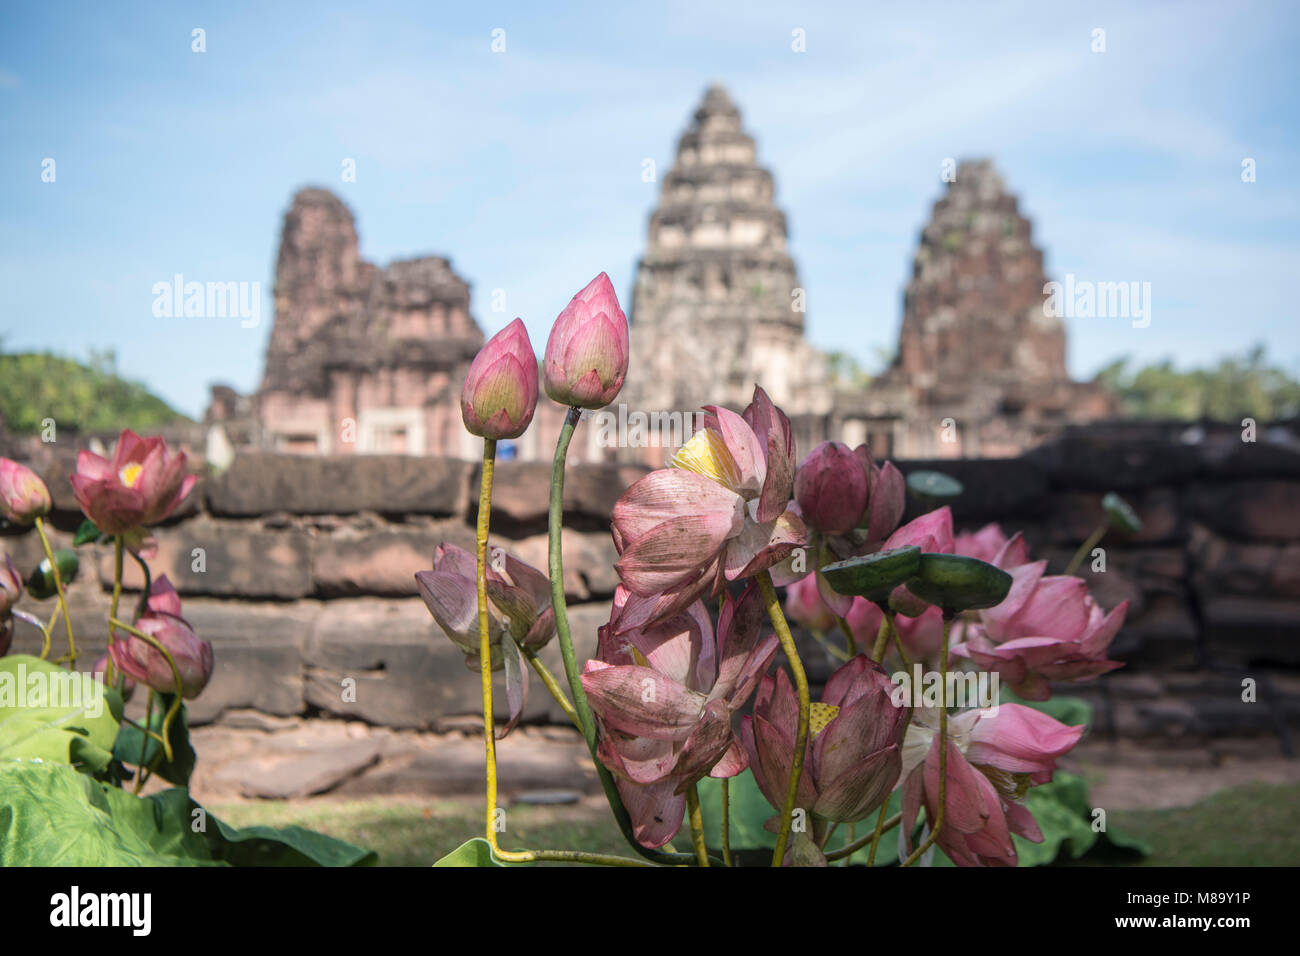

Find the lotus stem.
xmin=811 ymin=628 xmax=851 ymax=662
xmin=834 ymin=614 xmax=858 ymax=657
xmin=1065 ymin=521 xmax=1108 ymax=576
xmin=827 ymin=811 xmax=902 ymax=863
xmin=685 ymin=783 xmax=710 ymax=867
xmin=130 ymin=549 xmax=153 ymax=620
xmin=547 ymin=406 xmax=708 ymax=867
xmin=104 ymin=535 xmax=124 ymax=686
xmin=885 ymin=608 xmax=910 ymax=669
xmin=13 ymin=609 xmax=52 ymax=660
xmin=870 ymin=616 xmax=890 ymax=663
xmin=469 ymin=435 xmax=667 ymax=868
xmin=720 ymin=778 xmax=733 ymax=867
xmin=517 ymin=639 xmax=581 ymax=730
xmin=757 ymin=570 xmax=811 ymax=868
xmin=34 ymin=516 xmax=76 ymax=666
xmin=901 ymin=613 xmax=951 ymax=867
xmin=475 ymin=438 xmax=511 ymax=852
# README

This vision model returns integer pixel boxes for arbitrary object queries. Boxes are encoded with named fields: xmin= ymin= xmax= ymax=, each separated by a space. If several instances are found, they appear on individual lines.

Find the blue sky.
xmin=1 ymin=0 xmax=1297 ymax=418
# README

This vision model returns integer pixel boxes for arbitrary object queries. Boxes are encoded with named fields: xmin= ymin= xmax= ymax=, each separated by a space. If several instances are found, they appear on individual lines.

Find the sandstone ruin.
xmin=221 ymin=85 xmax=1115 ymax=465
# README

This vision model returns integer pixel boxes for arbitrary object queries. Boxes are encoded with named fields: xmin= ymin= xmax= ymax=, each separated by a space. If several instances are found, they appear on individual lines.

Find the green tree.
xmin=0 ymin=351 xmax=189 ymax=434
xmin=1096 ymin=345 xmax=1300 ymax=422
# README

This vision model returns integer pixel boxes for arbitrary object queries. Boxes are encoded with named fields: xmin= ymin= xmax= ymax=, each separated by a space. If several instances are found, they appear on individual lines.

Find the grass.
xmin=212 ymin=780 xmax=1300 ymax=867
xmin=211 ymin=797 xmax=632 ymax=867
xmin=1106 ymin=781 xmax=1300 ymax=867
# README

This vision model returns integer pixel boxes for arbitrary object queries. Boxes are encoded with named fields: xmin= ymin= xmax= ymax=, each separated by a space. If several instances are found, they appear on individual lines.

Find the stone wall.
xmin=5 ymin=430 xmax=1298 ymax=752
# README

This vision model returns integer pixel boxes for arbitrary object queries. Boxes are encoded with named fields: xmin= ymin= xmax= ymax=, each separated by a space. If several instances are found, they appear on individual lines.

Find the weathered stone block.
xmin=206 ymin=453 xmax=472 ymax=516
xmin=898 ymin=458 xmax=1047 ymax=522
xmin=484 ymin=461 xmax=649 ymax=531
xmin=95 ymin=520 xmax=313 ymax=599
xmin=304 ymin=598 xmax=484 ymax=728
xmin=1190 ymin=524 xmax=1300 ymax=597
xmin=182 ymin=599 xmax=313 ymax=723
xmin=1201 ymin=595 xmax=1300 ymax=665
xmin=1028 ymin=435 xmax=1204 ymax=490
xmin=312 ymin=522 xmax=475 ymax=597
xmin=1185 ymin=480 xmax=1300 ymax=543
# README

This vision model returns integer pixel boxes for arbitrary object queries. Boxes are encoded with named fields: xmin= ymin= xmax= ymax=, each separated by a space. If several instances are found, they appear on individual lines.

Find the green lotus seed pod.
xmin=904 ymin=553 xmax=1012 ymax=616
xmin=821 ymin=546 xmax=922 ymax=604
xmin=1102 ymin=492 xmax=1143 ymax=534
xmin=906 ymin=470 xmax=963 ymax=504
xmin=26 ymin=548 xmax=80 ymax=600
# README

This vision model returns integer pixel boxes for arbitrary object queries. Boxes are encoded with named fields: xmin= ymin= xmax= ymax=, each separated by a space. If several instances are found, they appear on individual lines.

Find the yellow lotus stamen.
xmin=670 ymin=429 xmax=742 ymax=492
xmin=978 ymin=764 xmax=1033 ymax=802
xmin=808 ymin=702 xmax=840 ymax=737
xmin=119 ymin=462 xmax=144 ymax=488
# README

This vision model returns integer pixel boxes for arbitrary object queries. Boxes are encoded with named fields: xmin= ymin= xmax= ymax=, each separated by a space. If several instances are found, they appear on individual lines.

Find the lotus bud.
xmin=461 ymin=318 xmax=539 ymax=440
xmin=543 ymin=273 xmax=629 ymax=409
xmin=794 ymin=441 xmax=868 ymax=535
xmin=109 ymin=612 xmax=214 ymax=699
xmin=0 ymin=459 xmax=52 ymax=525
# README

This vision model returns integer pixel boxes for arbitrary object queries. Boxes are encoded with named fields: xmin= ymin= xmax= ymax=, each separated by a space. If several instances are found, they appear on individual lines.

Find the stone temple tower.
xmin=624 ymin=84 xmax=830 ymax=419
xmin=892 ymin=159 xmax=1067 ymax=404
xmin=872 ymin=159 xmax=1113 ymax=457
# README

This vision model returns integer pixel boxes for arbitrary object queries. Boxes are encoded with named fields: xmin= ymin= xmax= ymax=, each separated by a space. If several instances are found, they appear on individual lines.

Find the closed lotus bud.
xmin=543 ymin=273 xmax=629 ymax=409
xmin=461 ymin=318 xmax=539 ymax=440
xmin=794 ymin=441 xmax=868 ymax=535
xmin=0 ymin=459 xmax=52 ymax=525
xmin=109 ymin=612 xmax=214 ymax=699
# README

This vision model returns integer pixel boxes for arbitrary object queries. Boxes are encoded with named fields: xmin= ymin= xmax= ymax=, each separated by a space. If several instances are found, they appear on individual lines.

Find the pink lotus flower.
xmin=954 ymin=522 xmax=1029 ymax=569
xmin=610 ymin=386 xmax=804 ymax=634
xmin=892 ymin=605 xmax=946 ymax=664
xmin=581 ymin=583 xmax=778 ymax=847
xmin=543 ymin=273 xmax=629 ymax=409
xmin=952 ymin=562 xmax=1126 ymax=700
xmin=461 ymin=318 xmax=539 ymax=440
xmin=0 ymin=459 xmax=52 ymax=525
xmin=742 ymin=655 xmax=906 ymax=824
xmin=0 ymin=556 xmax=21 ymax=656
xmin=108 ymin=575 xmax=213 ymax=699
xmin=900 ymin=703 xmax=1084 ymax=866
xmin=794 ymin=441 xmax=867 ymax=535
xmin=69 ymin=430 xmax=197 ymax=536
xmin=416 ymin=542 xmax=555 ymax=735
